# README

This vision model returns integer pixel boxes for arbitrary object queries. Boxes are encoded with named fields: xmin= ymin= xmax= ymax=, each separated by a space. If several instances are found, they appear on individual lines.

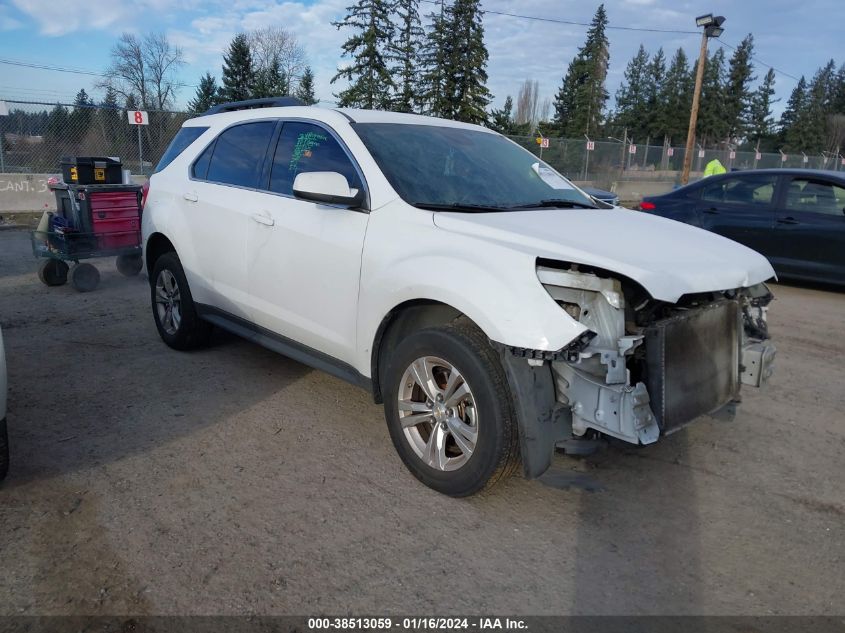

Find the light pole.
xmin=680 ymin=13 xmax=726 ymax=185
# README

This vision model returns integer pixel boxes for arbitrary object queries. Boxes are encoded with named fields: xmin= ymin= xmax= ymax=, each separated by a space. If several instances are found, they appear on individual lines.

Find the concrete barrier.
xmin=0 ymin=173 xmax=148 ymax=214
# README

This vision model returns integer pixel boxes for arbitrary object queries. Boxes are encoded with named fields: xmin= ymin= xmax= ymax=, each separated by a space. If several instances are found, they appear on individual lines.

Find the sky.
xmin=0 ymin=0 xmax=842 ymax=123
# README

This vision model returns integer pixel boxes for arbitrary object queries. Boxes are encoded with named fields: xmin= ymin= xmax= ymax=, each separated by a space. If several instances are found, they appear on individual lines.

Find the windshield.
xmin=353 ymin=123 xmax=596 ymax=211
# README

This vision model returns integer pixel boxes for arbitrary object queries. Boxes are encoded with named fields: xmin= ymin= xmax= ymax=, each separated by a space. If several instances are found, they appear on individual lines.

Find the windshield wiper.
xmin=411 ymin=202 xmax=513 ymax=213
xmin=510 ymin=199 xmax=597 ymax=210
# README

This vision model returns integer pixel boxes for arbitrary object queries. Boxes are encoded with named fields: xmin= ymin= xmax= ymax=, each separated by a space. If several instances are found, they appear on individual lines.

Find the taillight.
xmin=141 ymin=180 xmax=150 ymax=211
xmin=639 ymin=201 xmax=656 ymax=211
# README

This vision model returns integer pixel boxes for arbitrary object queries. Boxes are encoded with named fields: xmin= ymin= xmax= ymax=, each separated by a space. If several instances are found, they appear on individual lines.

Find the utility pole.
xmin=681 ymin=14 xmax=726 ymax=185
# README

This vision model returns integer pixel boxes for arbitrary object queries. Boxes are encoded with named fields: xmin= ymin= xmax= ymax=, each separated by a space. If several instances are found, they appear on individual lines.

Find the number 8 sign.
xmin=127 ymin=110 xmax=149 ymax=125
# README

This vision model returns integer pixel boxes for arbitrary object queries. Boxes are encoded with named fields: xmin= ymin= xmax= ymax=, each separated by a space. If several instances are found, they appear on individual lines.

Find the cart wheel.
xmin=37 ymin=259 xmax=69 ymax=286
xmin=70 ymin=263 xmax=100 ymax=292
xmin=116 ymin=254 xmax=143 ymax=277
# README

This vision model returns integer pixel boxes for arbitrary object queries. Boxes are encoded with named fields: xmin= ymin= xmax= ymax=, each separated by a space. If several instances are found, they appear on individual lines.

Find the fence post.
xmin=138 ymin=125 xmax=144 ymax=177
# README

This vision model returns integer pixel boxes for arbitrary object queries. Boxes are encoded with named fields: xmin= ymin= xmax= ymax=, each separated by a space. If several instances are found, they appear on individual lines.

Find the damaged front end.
xmin=501 ymin=261 xmax=776 ymax=479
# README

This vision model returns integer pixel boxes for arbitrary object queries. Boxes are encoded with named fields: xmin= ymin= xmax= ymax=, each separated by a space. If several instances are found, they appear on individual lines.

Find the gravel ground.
xmin=0 ymin=228 xmax=843 ymax=616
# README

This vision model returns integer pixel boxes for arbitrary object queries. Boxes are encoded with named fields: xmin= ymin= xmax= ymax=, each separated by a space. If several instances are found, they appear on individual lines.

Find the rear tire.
xmin=151 ymin=252 xmax=212 ymax=350
xmin=37 ymin=259 xmax=68 ymax=286
xmin=70 ymin=263 xmax=100 ymax=292
xmin=383 ymin=320 xmax=519 ymax=497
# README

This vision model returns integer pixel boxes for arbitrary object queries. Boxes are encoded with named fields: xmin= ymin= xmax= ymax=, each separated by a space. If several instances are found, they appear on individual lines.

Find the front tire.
xmin=383 ymin=321 xmax=519 ymax=497
xmin=151 ymin=252 xmax=212 ymax=350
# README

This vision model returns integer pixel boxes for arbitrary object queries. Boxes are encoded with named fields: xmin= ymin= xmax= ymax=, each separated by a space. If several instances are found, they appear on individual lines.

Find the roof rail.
xmin=202 ymin=96 xmax=304 ymax=116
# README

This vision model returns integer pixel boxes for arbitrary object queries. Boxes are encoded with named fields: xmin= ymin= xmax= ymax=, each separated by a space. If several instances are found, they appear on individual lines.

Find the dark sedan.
xmin=640 ymin=169 xmax=845 ymax=285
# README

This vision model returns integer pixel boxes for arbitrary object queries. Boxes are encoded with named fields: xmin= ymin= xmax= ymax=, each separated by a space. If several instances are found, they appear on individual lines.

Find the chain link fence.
xmin=2 ymin=99 xmax=845 ymax=183
xmin=0 ymin=100 xmax=191 ymax=175
xmin=508 ymin=136 xmax=845 ymax=185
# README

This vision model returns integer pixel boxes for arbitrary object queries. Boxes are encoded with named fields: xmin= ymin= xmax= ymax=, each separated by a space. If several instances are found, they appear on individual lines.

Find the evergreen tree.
xmin=489 ymin=95 xmax=514 ymax=134
xmin=45 ymin=103 xmax=69 ymax=141
xmin=252 ymin=54 xmax=289 ymax=98
xmin=748 ymin=68 xmax=777 ymax=148
xmin=98 ymin=87 xmax=122 ymax=157
xmin=295 ymin=67 xmax=319 ymax=105
xmin=69 ymin=89 xmax=93 ymax=145
xmin=697 ymin=48 xmax=729 ymax=146
xmin=553 ymin=4 xmax=609 ymax=137
xmin=778 ymin=76 xmax=807 ymax=149
xmin=655 ymin=48 xmax=693 ymax=145
xmin=418 ymin=4 xmax=449 ymax=115
xmin=331 ymin=0 xmax=396 ymax=110
xmin=724 ymin=34 xmax=756 ymax=142
xmin=643 ymin=47 xmax=665 ymax=140
xmin=221 ymin=34 xmax=255 ymax=102
xmin=188 ymin=72 xmax=220 ymax=113
xmin=439 ymin=0 xmax=492 ymax=124
xmin=793 ymin=60 xmax=837 ymax=151
xmin=389 ymin=0 xmax=425 ymax=112
xmin=613 ymin=45 xmax=650 ymax=139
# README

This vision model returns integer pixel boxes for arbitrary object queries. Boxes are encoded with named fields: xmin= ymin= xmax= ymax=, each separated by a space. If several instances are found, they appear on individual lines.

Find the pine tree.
xmin=794 ymin=60 xmax=837 ymax=152
xmin=252 ymin=54 xmax=289 ymax=98
xmin=188 ymin=72 xmax=219 ymax=113
xmin=643 ymin=47 xmax=665 ymax=140
xmin=295 ymin=67 xmax=318 ymax=105
xmin=99 ymin=87 xmax=122 ymax=156
xmin=656 ymin=48 xmax=692 ymax=144
xmin=613 ymin=45 xmax=650 ymax=139
xmin=221 ymin=34 xmax=255 ymax=102
xmin=724 ymin=34 xmax=756 ymax=142
xmin=439 ymin=0 xmax=492 ymax=124
xmin=331 ymin=0 xmax=396 ymax=110
xmin=418 ymin=4 xmax=449 ymax=115
xmin=553 ymin=4 xmax=609 ymax=137
xmin=748 ymin=68 xmax=777 ymax=148
xmin=697 ymin=48 xmax=729 ymax=146
xmin=778 ymin=76 xmax=807 ymax=149
xmin=69 ymin=89 xmax=93 ymax=146
xmin=389 ymin=0 xmax=424 ymax=112
xmin=489 ymin=95 xmax=514 ymax=134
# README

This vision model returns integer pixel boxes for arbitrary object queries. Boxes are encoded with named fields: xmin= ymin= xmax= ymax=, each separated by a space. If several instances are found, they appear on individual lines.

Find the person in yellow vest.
xmin=703 ymin=158 xmax=727 ymax=177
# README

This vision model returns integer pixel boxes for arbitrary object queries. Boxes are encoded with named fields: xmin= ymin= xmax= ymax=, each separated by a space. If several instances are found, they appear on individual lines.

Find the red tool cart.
xmin=31 ymin=165 xmax=144 ymax=292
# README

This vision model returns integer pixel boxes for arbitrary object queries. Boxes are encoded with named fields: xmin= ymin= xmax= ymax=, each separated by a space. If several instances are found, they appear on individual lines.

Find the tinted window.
xmin=354 ymin=123 xmax=595 ymax=210
xmin=269 ymin=122 xmax=362 ymax=195
xmin=192 ymin=143 xmax=214 ymax=180
xmin=155 ymin=126 xmax=208 ymax=173
xmin=784 ymin=178 xmax=845 ymax=217
xmin=702 ymin=175 xmax=777 ymax=206
xmin=205 ymin=121 xmax=275 ymax=188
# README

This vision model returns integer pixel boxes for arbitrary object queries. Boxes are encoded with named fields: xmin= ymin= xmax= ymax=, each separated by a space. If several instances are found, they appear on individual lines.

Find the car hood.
xmin=432 ymin=208 xmax=775 ymax=303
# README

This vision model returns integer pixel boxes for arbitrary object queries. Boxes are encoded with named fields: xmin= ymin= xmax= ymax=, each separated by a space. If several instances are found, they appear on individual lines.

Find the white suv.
xmin=142 ymin=98 xmax=776 ymax=496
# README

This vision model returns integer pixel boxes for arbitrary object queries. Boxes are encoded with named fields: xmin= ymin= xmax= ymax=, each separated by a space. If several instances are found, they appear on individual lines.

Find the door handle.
xmin=251 ymin=212 xmax=275 ymax=226
xmin=777 ymin=217 xmax=799 ymax=225
xmin=703 ymin=207 xmax=719 ymax=214
xmin=183 ymin=192 xmax=198 ymax=202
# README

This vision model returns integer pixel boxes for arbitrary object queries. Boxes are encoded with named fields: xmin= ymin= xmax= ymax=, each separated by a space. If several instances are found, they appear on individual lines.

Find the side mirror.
xmin=292 ymin=171 xmax=362 ymax=207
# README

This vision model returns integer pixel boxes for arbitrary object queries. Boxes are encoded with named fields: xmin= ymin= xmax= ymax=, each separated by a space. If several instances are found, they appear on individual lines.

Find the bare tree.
xmin=101 ymin=32 xmax=184 ymax=110
xmin=539 ymin=98 xmax=551 ymax=124
xmin=247 ymin=27 xmax=307 ymax=88
xmin=514 ymin=79 xmax=540 ymax=130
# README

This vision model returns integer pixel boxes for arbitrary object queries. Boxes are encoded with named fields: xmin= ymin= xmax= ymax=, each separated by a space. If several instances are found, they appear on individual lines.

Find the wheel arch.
xmin=370 ymin=299 xmax=469 ymax=404
xmin=145 ymin=232 xmax=176 ymax=278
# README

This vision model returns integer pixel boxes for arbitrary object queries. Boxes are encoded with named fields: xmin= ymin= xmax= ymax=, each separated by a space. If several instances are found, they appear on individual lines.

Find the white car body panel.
xmin=143 ymin=106 xmax=775 ymax=381
xmin=432 ymin=208 xmax=775 ymax=304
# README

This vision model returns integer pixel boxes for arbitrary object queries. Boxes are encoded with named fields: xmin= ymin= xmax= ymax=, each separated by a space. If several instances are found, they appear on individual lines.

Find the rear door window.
xmin=702 ymin=175 xmax=777 ymax=206
xmin=204 ymin=121 xmax=276 ymax=188
xmin=783 ymin=178 xmax=845 ymax=217
xmin=268 ymin=122 xmax=362 ymax=196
